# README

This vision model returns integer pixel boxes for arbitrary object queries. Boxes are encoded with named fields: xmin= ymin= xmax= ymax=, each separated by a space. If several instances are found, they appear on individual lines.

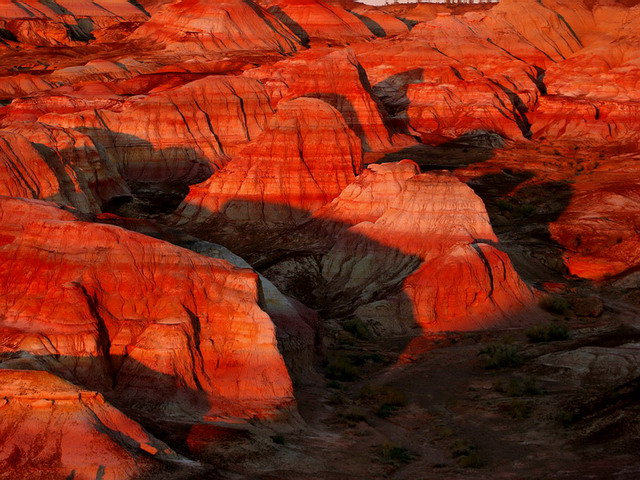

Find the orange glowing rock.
xmin=0 ymin=74 xmax=55 ymax=100
xmin=245 ymin=48 xmax=415 ymax=152
xmin=550 ymin=174 xmax=640 ymax=281
xmin=0 ymin=128 xmax=128 ymax=212
xmin=0 ymin=0 xmax=147 ymax=47
xmin=529 ymin=3 xmax=640 ymax=143
xmin=263 ymin=0 xmax=374 ymax=44
xmin=263 ymin=161 xmax=537 ymax=333
xmin=349 ymin=5 xmax=410 ymax=38
xmin=0 ymin=197 xmax=294 ymax=421
xmin=175 ymin=97 xmax=364 ymax=238
xmin=0 ymin=369 xmax=185 ymax=480
xmin=130 ymin=0 xmax=300 ymax=54
xmin=39 ymin=75 xmax=275 ymax=184
xmin=351 ymin=15 xmax=542 ymax=140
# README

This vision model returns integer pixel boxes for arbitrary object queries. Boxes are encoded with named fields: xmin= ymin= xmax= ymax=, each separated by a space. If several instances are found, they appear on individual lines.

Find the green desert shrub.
xmin=480 ymin=343 xmax=524 ymax=369
xmin=379 ymin=443 xmax=416 ymax=465
xmin=505 ymin=399 xmax=532 ymax=420
xmin=325 ymin=355 xmax=360 ymax=381
xmin=493 ymin=376 xmax=542 ymax=397
xmin=342 ymin=318 xmax=371 ymax=340
xmin=450 ymin=439 xmax=486 ymax=468
xmin=526 ymin=323 xmax=570 ymax=343
xmin=539 ymin=296 xmax=570 ymax=315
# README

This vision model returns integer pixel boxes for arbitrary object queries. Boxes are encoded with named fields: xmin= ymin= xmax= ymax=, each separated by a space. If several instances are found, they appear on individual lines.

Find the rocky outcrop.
xmin=0 ymin=197 xmax=294 ymax=421
xmin=0 ymin=369 xmax=185 ymax=480
xmin=175 ymin=97 xmax=363 ymax=248
xmin=130 ymin=0 xmax=300 ymax=54
xmin=529 ymin=3 xmax=640 ymax=143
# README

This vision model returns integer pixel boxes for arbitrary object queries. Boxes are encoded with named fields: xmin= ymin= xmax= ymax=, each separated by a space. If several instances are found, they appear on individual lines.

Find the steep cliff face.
xmin=175 ymin=97 xmax=363 ymax=248
xmin=0 ymin=369 xmax=184 ymax=480
xmin=130 ymin=0 xmax=300 ymax=54
xmin=0 ymin=197 xmax=294 ymax=421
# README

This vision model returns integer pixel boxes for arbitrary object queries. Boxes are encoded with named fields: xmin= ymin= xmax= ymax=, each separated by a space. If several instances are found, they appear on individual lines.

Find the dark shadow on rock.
xmin=0 ymin=351 xmax=212 ymax=456
xmin=70 ymin=128 xmax=215 ymax=214
xmin=397 ymin=17 xmax=419 ymax=30
xmin=301 ymin=92 xmax=372 ymax=150
xmin=267 ymin=5 xmax=310 ymax=47
xmin=127 ymin=0 xmax=151 ymax=17
xmin=467 ymin=170 xmax=574 ymax=285
xmin=244 ymin=0 xmax=302 ymax=54
xmin=376 ymin=133 xmax=499 ymax=172
xmin=350 ymin=11 xmax=386 ymax=37
xmin=373 ymin=68 xmax=424 ymax=118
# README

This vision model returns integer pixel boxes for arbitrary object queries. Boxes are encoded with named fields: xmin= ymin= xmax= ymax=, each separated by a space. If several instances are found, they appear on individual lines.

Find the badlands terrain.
xmin=1 ymin=0 xmax=640 ymax=478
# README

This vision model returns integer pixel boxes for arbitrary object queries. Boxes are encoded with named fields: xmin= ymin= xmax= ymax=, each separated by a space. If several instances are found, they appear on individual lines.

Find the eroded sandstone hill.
xmin=1 ymin=0 xmax=640 ymax=478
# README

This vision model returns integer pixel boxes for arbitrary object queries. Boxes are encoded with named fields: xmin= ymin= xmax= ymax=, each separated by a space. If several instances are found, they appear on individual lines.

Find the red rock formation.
xmin=352 ymin=13 xmax=542 ymax=141
xmin=265 ymin=161 xmax=536 ymax=333
xmin=0 ymin=127 xmax=128 ymax=212
xmin=0 ymin=123 xmax=131 ymax=212
xmin=529 ymin=3 xmax=640 ymax=143
xmin=246 ymin=48 xmax=415 ymax=152
xmin=263 ymin=0 xmax=374 ymax=44
xmin=48 ymin=58 xmax=156 ymax=85
xmin=0 ymin=369 xmax=184 ymax=480
xmin=0 ymin=131 xmax=73 ymax=204
xmin=0 ymin=74 xmax=55 ymax=100
xmin=40 ymin=75 xmax=275 ymax=184
xmin=480 ymin=0 xmax=584 ymax=63
xmin=0 ymin=197 xmax=294 ymax=420
xmin=130 ymin=0 xmax=300 ymax=54
xmin=0 ymin=0 xmax=147 ymax=47
xmin=175 ymin=97 xmax=363 ymax=244
xmin=549 ymin=161 xmax=640 ymax=281
xmin=406 ymin=65 xmax=532 ymax=140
